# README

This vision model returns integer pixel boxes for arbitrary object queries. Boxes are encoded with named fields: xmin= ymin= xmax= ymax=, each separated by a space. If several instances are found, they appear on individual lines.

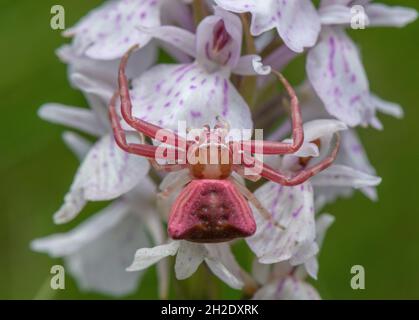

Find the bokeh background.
xmin=1 ymin=0 xmax=418 ymax=299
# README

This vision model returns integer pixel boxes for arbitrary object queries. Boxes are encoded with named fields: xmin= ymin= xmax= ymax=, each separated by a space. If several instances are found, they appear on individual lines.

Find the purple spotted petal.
xmin=215 ymin=0 xmax=321 ymax=53
xmin=32 ymin=200 xmax=151 ymax=297
xmin=246 ymin=181 xmax=316 ymax=264
xmin=58 ymin=44 xmax=156 ymax=93
xmin=57 ymin=44 xmax=156 ymax=129
xmin=252 ymin=277 xmax=321 ymax=300
xmin=129 ymin=64 xmax=253 ymax=137
xmin=65 ymin=0 xmax=161 ymax=60
xmin=53 ymin=135 xmax=150 ymax=224
xmin=307 ymin=27 xmax=375 ymax=127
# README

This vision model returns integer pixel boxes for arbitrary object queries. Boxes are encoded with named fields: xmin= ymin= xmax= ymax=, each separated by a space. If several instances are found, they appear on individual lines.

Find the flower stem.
xmin=192 ymin=0 xmax=207 ymax=26
xmin=33 ymin=277 xmax=56 ymax=300
xmin=239 ymin=13 xmax=257 ymax=108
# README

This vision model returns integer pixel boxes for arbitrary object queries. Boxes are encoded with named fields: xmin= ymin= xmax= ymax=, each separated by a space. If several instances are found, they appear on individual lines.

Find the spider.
xmin=109 ymin=46 xmax=340 ymax=243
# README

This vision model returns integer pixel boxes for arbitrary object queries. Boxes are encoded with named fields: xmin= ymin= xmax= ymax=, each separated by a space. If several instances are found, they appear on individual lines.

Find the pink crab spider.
xmin=109 ymin=46 xmax=340 ymax=243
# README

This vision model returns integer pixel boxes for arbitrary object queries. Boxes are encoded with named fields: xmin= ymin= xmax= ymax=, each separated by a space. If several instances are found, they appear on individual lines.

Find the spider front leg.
xmin=109 ymin=92 xmax=161 ymax=159
xmin=149 ymin=159 xmax=188 ymax=172
xmin=156 ymin=170 xmax=192 ymax=217
xmin=238 ymin=71 xmax=304 ymax=155
xmin=118 ymin=45 xmax=187 ymax=148
xmin=240 ymin=133 xmax=341 ymax=186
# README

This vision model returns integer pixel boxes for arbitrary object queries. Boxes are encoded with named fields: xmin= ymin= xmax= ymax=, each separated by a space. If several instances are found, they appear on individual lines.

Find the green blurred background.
xmin=1 ymin=0 xmax=418 ymax=299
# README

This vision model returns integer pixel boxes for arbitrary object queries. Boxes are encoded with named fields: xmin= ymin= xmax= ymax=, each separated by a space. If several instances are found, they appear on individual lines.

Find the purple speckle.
xmin=328 ymin=36 xmax=336 ymax=78
xmin=190 ymin=111 xmax=202 ymax=118
xmin=350 ymin=94 xmax=361 ymax=105
xmin=222 ymin=79 xmax=229 ymax=116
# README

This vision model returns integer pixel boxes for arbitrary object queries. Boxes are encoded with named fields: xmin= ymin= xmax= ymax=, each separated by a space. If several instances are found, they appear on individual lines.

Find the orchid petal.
xmin=53 ymin=135 xmax=150 ymax=224
xmin=281 ymin=119 xmax=347 ymax=170
xmin=58 ymin=44 xmax=156 ymax=90
xmin=307 ymin=27 xmax=375 ymax=127
xmin=32 ymin=201 xmax=150 ymax=297
xmin=196 ymin=7 xmax=243 ymax=70
xmin=38 ymin=103 xmax=105 ymax=137
xmin=65 ymin=0 xmax=161 ymax=60
xmin=247 ymin=181 xmax=316 ymax=264
xmin=59 ymin=44 xmax=156 ymax=127
xmin=175 ymin=241 xmax=206 ymax=280
xmin=253 ymin=277 xmax=320 ymax=300
xmin=233 ymin=55 xmax=271 ymax=76
xmin=319 ymin=4 xmax=352 ymax=25
xmin=205 ymin=244 xmax=245 ymax=290
xmin=311 ymin=164 xmax=382 ymax=189
xmin=371 ymin=94 xmax=404 ymax=119
xmin=127 ymin=241 xmax=180 ymax=271
xmin=252 ymin=259 xmax=271 ymax=284
xmin=130 ymin=64 xmax=253 ymax=138
xmin=215 ymin=0 xmax=321 ymax=53
xmin=366 ymin=4 xmax=418 ymax=28
xmin=139 ymin=25 xmax=196 ymax=58
xmin=62 ymin=131 xmax=93 ymax=160
xmin=302 ymin=213 xmax=335 ymax=279
xmin=302 ymin=119 xmax=348 ymax=142
xmin=339 ymin=129 xmax=379 ymax=200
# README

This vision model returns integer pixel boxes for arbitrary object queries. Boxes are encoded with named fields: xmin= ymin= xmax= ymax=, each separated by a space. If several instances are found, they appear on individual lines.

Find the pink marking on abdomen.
xmin=168 ymin=180 xmax=256 ymax=243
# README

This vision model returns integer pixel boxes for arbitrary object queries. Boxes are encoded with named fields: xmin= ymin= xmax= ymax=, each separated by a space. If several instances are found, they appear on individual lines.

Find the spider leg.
xmin=229 ymin=177 xmax=285 ymax=230
xmin=109 ymin=92 xmax=161 ymax=159
xmin=156 ymin=170 xmax=192 ymax=217
xmin=149 ymin=159 xmax=188 ymax=172
xmin=240 ymin=133 xmax=341 ymax=186
xmin=118 ymin=45 xmax=187 ymax=148
xmin=232 ymin=164 xmax=261 ymax=182
xmin=237 ymin=71 xmax=304 ymax=155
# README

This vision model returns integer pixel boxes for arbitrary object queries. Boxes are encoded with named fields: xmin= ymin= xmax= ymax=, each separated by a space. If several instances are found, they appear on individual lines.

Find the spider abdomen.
xmin=168 ymin=179 xmax=256 ymax=243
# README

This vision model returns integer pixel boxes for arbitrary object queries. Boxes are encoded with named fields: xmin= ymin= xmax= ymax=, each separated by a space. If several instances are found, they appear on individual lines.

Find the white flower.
xmin=252 ymin=214 xmax=335 ymax=300
xmin=127 ymin=7 xmax=270 ymax=135
xmin=31 ymin=177 xmax=166 ymax=297
xmin=247 ymin=119 xmax=365 ymax=267
xmin=64 ymin=0 xmax=192 ymax=60
xmin=307 ymin=1 xmax=417 ymax=127
xmin=214 ymin=0 xmax=321 ymax=53
xmin=39 ymin=44 xmax=159 ymax=225
xmin=127 ymin=240 xmax=245 ymax=290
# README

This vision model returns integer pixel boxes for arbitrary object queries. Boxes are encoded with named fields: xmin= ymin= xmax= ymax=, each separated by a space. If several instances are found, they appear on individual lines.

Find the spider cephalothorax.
xmin=109 ymin=46 xmax=341 ymax=243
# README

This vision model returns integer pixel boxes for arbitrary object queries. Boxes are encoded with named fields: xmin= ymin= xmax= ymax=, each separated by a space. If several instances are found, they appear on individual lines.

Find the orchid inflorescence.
xmin=31 ymin=0 xmax=417 ymax=299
